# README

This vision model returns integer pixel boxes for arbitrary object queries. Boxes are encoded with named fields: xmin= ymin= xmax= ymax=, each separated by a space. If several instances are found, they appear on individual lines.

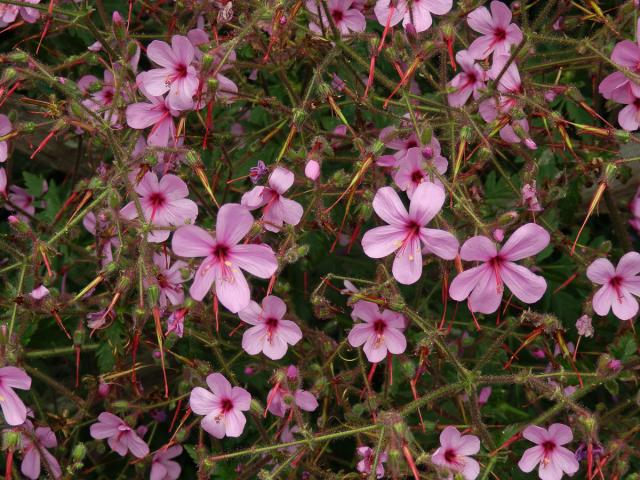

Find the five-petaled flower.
xmin=239 ymin=295 xmax=303 ymax=360
xmin=146 ymin=252 xmax=189 ymax=308
xmin=356 ymin=446 xmax=388 ymax=478
xmin=306 ymin=0 xmax=366 ymax=35
xmin=466 ymin=1 xmax=523 ymax=60
xmin=374 ymin=0 xmax=453 ymax=33
xmin=190 ymin=373 xmax=251 ymax=439
xmin=347 ymin=300 xmax=407 ymax=363
xmin=120 ymin=172 xmax=198 ymax=243
xmin=89 ymin=412 xmax=150 ymax=458
xmin=150 ymin=445 xmax=182 ymax=480
xmin=266 ymin=365 xmax=318 ymax=417
xmin=361 ymin=182 xmax=459 ymax=285
xmin=431 ymin=426 xmax=481 ymax=480
xmin=172 ymin=204 xmax=278 ymax=312
xmin=241 ymin=166 xmax=303 ymax=233
xmin=587 ymin=251 xmax=640 ymax=321
xmin=518 ymin=424 xmax=579 ymax=480
xmin=19 ymin=422 xmax=62 ymax=480
xmin=449 ymin=223 xmax=549 ymax=314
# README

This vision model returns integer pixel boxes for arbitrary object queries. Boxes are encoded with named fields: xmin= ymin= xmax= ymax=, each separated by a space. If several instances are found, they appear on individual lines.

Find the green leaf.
xmin=23 ymin=171 xmax=44 ymax=196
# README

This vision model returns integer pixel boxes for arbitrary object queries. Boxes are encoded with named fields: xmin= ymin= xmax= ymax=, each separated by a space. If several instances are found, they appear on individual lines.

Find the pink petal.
xmin=518 ymin=445 xmax=544 ymax=473
xmin=147 ymin=115 xmax=175 ymax=147
xmin=21 ymin=447 xmax=40 ymax=480
xmin=500 ymin=261 xmax=547 ymax=304
xmin=490 ymin=0 xmax=512 ymax=28
xmin=241 ymin=186 xmax=269 ymax=210
xmin=348 ymin=323 xmax=374 ymax=347
xmin=215 ymin=266 xmax=250 ymax=313
xmin=547 ymin=423 xmax=573 ymax=445
xmin=0 ymin=367 xmax=31 ymax=389
xmin=611 ymin=40 xmax=640 ymax=68
xmin=616 ymin=251 xmax=640 ymax=278
xmin=592 ymin=284 xmax=613 ymax=317
xmin=231 ymin=387 xmax=251 ymax=410
xmin=538 ymin=458 xmax=562 ymax=480
xmin=362 ymin=225 xmax=406 ymax=258
xmin=172 ymin=225 xmax=215 ymax=257
xmin=171 ymin=35 xmax=195 ymax=65
xmin=276 ymin=319 xmax=303 ymax=345
xmin=0 ymin=386 xmax=27 ymax=426
xmin=406 ymin=2 xmax=432 ymax=32
xmin=201 ymin=413 xmax=226 ymax=438
xmin=449 ymin=264 xmax=487 ymax=302
xmin=216 ymin=203 xmax=253 ymax=246
xmin=242 ymin=325 xmax=267 ymax=355
xmin=363 ymin=334 xmax=388 ymax=363
xmin=460 ymin=236 xmax=497 ymax=261
xmin=238 ymin=300 xmax=263 ymax=325
xmin=342 ymin=9 xmax=366 ymax=32
xmin=262 ymin=333 xmax=288 ymax=359
xmin=380 ymin=309 xmax=406 ymax=329
xmin=586 ymin=258 xmax=615 ymax=284
xmin=294 ymin=390 xmax=318 ymax=412
xmin=108 ymin=436 xmax=128 ymax=456
xmin=189 ymin=259 xmax=217 ymax=301
xmin=147 ymin=40 xmax=178 ymax=68
xmin=440 ymin=425 xmax=461 ymax=448
xmin=372 ymin=186 xmax=409 ymax=226
xmin=420 ymin=228 xmax=459 ymax=260
xmin=206 ymin=372 xmax=232 ymax=398
xmin=269 ymin=167 xmax=295 ymax=194
xmin=223 ymin=408 xmax=246 ymax=437
xmin=351 ymin=300 xmax=380 ymax=323
xmin=150 ymin=463 xmax=168 ymax=480
xmin=409 ymin=182 xmax=445 ymax=226
xmin=551 ymin=446 xmax=580 ymax=474
xmin=461 ymin=457 xmax=480 ymax=480
xmin=189 ymin=386 xmax=216 ymax=415
xmin=500 ymin=223 xmax=550 ymax=261
xmin=374 ymin=0 xmax=405 ymax=28
xmin=227 ymin=243 xmax=278 ymax=278
xmin=468 ymin=264 xmax=503 ymax=313
xmin=126 ymin=101 xmax=166 ymax=129
xmin=454 ymin=433 xmax=481 ymax=456
xmin=618 ymin=103 xmax=640 ymax=131
xmin=383 ymin=327 xmax=407 ymax=354
xmin=392 ymin=236 xmax=423 ymax=285
xmin=611 ymin=287 xmax=639 ymax=320
xmin=279 ymin=197 xmax=303 ymax=226
xmin=126 ymin=433 xmax=149 ymax=458
xmin=447 ymin=80 xmax=474 ymax=106
xmin=159 ymin=174 xmax=188 ymax=200
xmin=41 ymin=449 xmax=61 ymax=480
xmin=522 ymin=425 xmax=549 ymax=444
xmin=467 ymin=5 xmax=493 ymax=34
xmin=424 ymin=0 xmax=452 ymax=15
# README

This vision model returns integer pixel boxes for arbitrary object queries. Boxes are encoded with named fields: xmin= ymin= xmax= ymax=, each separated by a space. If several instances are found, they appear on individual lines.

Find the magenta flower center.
xmin=444 ymin=448 xmax=459 ymax=464
xmin=220 ymin=398 xmax=234 ymax=413
xmin=489 ymin=255 xmax=505 ymax=293
xmin=406 ymin=139 xmax=418 ymax=149
xmin=331 ymin=9 xmax=343 ymax=22
xmin=541 ymin=440 xmax=556 ymax=464
xmin=494 ymin=28 xmax=507 ymax=41
xmin=175 ymin=63 xmax=188 ymax=79
xmin=148 ymin=192 xmax=167 ymax=221
xmin=265 ymin=317 xmax=279 ymax=341
xmin=411 ymin=169 xmax=424 ymax=183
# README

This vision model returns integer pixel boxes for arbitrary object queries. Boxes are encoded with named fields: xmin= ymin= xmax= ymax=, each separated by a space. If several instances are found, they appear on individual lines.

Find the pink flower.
xmin=586 ymin=252 xmax=640 ymax=321
xmin=393 ymin=146 xmax=448 ymax=197
xmin=615 ymin=83 xmax=640 ymax=131
xmin=447 ymin=50 xmax=487 ymax=107
xmin=81 ymin=70 xmax=121 ymax=125
xmin=449 ymin=223 xmax=549 ymax=314
xmin=241 ymin=167 xmax=303 ymax=233
xmin=146 ymin=252 xmax=189 ymax=307
xmin=19 ymin=423 xmax=62 ymax=480
xmin=166 ymin=308 xmax=187 ymax=338
xmin=347 ymin=300 xmax=407 ymax=363
xmin=377 ymin=124 xmax=421 ymax=166
xmin=0 ymin=0 xmax=39 ymax=27
xmin=374 ymin=0 xmax=453 ymax=33
xmin=137 ymin=35 xmax=200 ymax=110
xmin=7 ymin=185 xmax=35 ymax=221
xmin=356 ymin=446 xmax=387 ymax=478
xmin=171 ymin=204 xmax=278 ymax=312
xmin=89 ymin=412 xmax=150 ymax=458
xmin=126 ymin=84 xmax=180 ymax=147
xmin=575 ymin=315 xmax=594 ymax=338
xmin=83 ymin=212 xmax=120 ymax=267
xmin=0 ymin=114 xmax=12 ymax=162
xmin=629 ymin=186 xmax=640 ymax=233
xmin=120 ymin=172 xmax=198 ymax=243
xmin=467 ymin=1 xmax=523 ymax=60
xmin=361 ymin=182 xmax=459 ymax=285
xmin=306 ymin=0 xmax=366 ymax=35
xmin=187 ymin=32 xmax=238 ymax=103
xmin=599 ymin=20 xmax=640 ymax=103
xmin=30 ymin=285 xmax=50 ymax=300
xmin=431 ymin=426 xmax=481 ymax=480
xmin=239 ymin=295 xmax=302 ymax=360
xmin=518 ymin=424 xmax=579 ymax=480
xmin=305 ymin=159 xmax=321 ymax=181
xmin=150 ymin=445 xmax=182 ymax=480
xmin=189 ymin=373 xmax=251 ymax=439
xmin=266 ymin=366 xmax=318 ymax=417
xmin=0 ymin=366 xmax=31 ymax=426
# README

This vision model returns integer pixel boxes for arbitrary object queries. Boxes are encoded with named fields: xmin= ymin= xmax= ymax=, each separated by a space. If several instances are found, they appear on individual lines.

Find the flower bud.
xmin=201 ymin=54 xmax=214 ymax=72
xmin=7 ymin=51 xmax=28 ymax=63
xmin=146 ymin=285 xmax=160 ymax=306
xmin=2 ymin=431 xmax=20 ymax=450
xmin=292 ymin=108 xmax=306 ymax=127
xmin=2 ymin=68 xmax=17 ymax=82
xmin=72 ymin=443 xmax=87 ymax=462
xmin=305 ymin=159 xmax=320 ymax=180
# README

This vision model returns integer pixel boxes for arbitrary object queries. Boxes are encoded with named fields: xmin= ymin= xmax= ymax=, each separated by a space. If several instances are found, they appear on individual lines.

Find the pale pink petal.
xmin=231 ymin=387 xmax=251 ymax=410
xmin=455 ymin=433 xmax=481 ymax=456
xmin=547 ymin=424 xmax=573 ymax=445
xmin=172 ymin=225 xmax=215 ymax=257
xmin=223 ymin=408 xmax=246 ymax=437
xmin=586 ymin=258 xmax=615 ymax=284
xmin=409 ymin=181 xmax=445 ymax=226
xmin=137 ymin=69 xmax=171 ymax=97
xmin=342 ymin=9 xmax=366 ymax=32
xmin=552 ymin=446 xmax=580 ymax=474
xmin=241 ymin=186 xmax=269 ymax=210
xmin=21 ymin=447 xmax=40 ymax=480
xmin=279 ymin=197 xmax=304 ymax=226
xmin=269 ymin=167 xmax=295 ymax=194
xmin=490 ymin=0 xmax=512 ymax=28
xmin=147 ymin=115 xmax=175 ymax=147
xmin=189 ymin=386 xmax=216 ymax=415
xmin=126 ymin=102 xmax=166 ymax=129
xmin=616 ymin=251 xmax=640 ymax=278
xmin=238 ymin=300 xmax=263 ymax=325
xmin=371 ymin=187 xmax=409 ymax=225
xmin=150 ymin=462 xmax=168 ymax=480
xmin=215 ymin=266 xmax=250 ymax=313
xmin=467 ymin=5 xmax=493 ymax=34
xmin=618 ymin=103 xmax=640 ymax=132
xmin=201 ymin=413 xmax=226 ymax=438
xmin=147 ymin=40 xmax=178 ymax=68
xmin=242 ymin=325 xmax=267 ymax=355
xmin=108 ymin=436 xmax=128 ymax=456
xmin=611 ymin=287 xmax=639 ymax=320
xmin=362 ymin=225 xmax=406 ymax=258
xmin=0 ymin=367 xmax=31 ymax=389
xmin=383 ymin=327 xmax=407 ymax=354
xmin=348 ymin=323 xmax=374 ymax=347
xmin=461 ymin=457 xmax=480 ymax=480
xmin=227 ymin=243 xmax=278 ymax=278
xmin=500 ymin=223 xmax=550 ymax=261
xmin=294 ymin=390 xmax=318 ymax=412
xmin=374 ymin=0 xmax=405 ymax=28
xmin=171 ymin=35 xmax=194 ymax=65
xmin=380 ymin=309 xmax=405 ymax=329
xmin=518 ymin=445 xmax=544 ymax=473
xmin=500 ymin=261 xmax=547 ymax=304
xmin=407 ymin=2 xmax=432 ymax=32
xmin=611 ymin=40 xmax=640 ymax=68
xmin=216 ymin=203 xmax=253 ymax=246
xmin=159 ymin=174 xmax=189 ymax=200
xmin=41 ymin=449 xmax=61 ymax=480
xmin=522 ymin=425 xmax=549 ymax=444
xmin=592 ymin=284 xmax=613 ymax=317
xmin=538 ymin=460 xmax=562 ymax=480
xmin=351 ymin=301 xmax=380 ymax=323
xmin=468 ymin=264 xmax=503 ymax=313
xmin=189 ymin=259 xmax=217 ymax=301
xmin=126 ymin=433 xmax=149 ymax=458
xmin=424 ymin=0 xmax=452 ymax=15
xmin=276 ymin=319 xmax=303 ymax=345
xmin=392 ymin=236 xmax=423 ymax=285
xmin=460 ymin=236 xmax=497 ymax=261
xmin=206 ymin=372 xmax=232 ymax=398
xmin=420 ymin=228 xmax=459 ymax=260
xmin=262 ymin=333 xmax=288 ymax=359
xmin=363 ymin=334 xmax=388 ymax=363
xmin=450 ymin=264 xmax=487 ymax=302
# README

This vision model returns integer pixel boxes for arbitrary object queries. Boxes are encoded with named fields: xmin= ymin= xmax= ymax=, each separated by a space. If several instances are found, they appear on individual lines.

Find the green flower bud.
xmin=2 ymin=431 xmax=21 ymax=450
xmin=72 ymin=443 xmax=87 ymax=462
xmin=7 ymin=51 xmax=28 ymax=63
xmin=292 ymin=108 xmax=306 ymax=127
xmin=146 ymin=284 xmax=160 ymax=306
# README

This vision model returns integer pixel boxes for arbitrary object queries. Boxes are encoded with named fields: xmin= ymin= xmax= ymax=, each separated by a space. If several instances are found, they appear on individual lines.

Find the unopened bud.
xmin=2 ymin=431 xmax=20 ymax=450
xmin=146 ymin=285 xmax=160 ymax=306
xmin=292 ymin=108 xmax=306 ymax=127
xmin=72 ymin=443 xmax=87 ymax=462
